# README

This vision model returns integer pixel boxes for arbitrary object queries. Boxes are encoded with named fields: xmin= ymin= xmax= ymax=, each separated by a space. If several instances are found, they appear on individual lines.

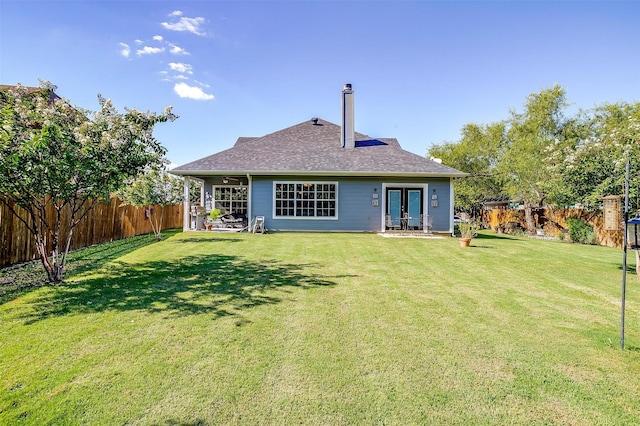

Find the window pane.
xmin=274 ymin=182 xmax=336 ymax=218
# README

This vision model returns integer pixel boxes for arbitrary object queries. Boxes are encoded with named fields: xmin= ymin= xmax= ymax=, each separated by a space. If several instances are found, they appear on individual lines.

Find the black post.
xmin=621 ymin=154 xmax=630 ymax=349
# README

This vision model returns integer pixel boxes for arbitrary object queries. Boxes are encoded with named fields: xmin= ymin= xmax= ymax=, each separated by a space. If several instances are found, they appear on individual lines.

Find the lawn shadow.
xmin=172 ymin=236 xmax=243 ymax=244
xmin=1 ymin=230 xmax=183 ymax=304
xmin=476 ymin=233 xmax=518 ymax=241
xmin=616 ymin=264 xmax=639 ymax=273
xmin=466 ymin=244 xmax=496 ymax=249
xmin=467 ymin=232 xmax=522 ymax=248
xmin=155 ymin=420 xmax=209 ymax=426
xmin=17 ymin=254 xmax=339 ymax=324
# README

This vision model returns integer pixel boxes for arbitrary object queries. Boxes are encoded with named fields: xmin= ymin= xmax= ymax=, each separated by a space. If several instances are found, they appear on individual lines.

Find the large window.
xmin=274 ymin=182 xmax=337 ymax=218
xmin=213 ymin=186 xmax=247 ymax=215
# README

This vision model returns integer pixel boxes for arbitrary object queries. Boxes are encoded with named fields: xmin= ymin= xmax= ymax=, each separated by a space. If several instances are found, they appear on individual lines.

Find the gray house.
xmin=170 ymin=84 xmax=466 ymax=234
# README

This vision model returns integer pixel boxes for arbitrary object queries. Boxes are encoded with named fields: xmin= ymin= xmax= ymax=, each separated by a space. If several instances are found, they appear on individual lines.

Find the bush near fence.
xmin=0 ymin=197 xmax=183 ymax=267
xmin=481 ymin=208 xmax=623 ymax=248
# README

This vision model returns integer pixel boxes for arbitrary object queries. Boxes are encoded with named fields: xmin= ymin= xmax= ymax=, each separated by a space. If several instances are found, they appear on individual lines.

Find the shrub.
xmin=458 ymin=221 xmax=479 ymax=239
xmin=566 ymin=217 xmax=596 ymax=245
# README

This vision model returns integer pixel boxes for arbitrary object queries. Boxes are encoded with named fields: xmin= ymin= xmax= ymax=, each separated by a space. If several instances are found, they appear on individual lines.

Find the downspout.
xmin=450 ymin=178 xmax=455 ymax=236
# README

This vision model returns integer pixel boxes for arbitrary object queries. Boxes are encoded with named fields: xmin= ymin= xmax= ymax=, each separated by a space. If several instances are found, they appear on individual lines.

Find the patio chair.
xmin=253 ymin=216 xmax=265 ymax=234
xmin=386 ymin=214 xmax=400 ymax=230
xmin=420 ymin=214 xmax=433 ymax=233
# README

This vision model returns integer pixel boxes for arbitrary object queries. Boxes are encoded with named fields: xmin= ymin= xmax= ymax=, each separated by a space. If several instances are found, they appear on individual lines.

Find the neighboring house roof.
xmin=0 ymin=84 xmax=61 ymax=103
xmin=171 ymin=118 xmax=466 ymax=178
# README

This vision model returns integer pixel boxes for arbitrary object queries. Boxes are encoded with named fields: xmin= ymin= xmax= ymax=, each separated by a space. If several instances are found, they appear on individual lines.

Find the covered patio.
xmin=181 ymin=175 xmax=249 ymax=232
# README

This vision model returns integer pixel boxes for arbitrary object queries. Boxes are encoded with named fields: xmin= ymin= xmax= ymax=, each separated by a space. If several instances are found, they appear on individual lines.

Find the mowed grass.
xmin=1 ymin=230 xmax=639 ymax=425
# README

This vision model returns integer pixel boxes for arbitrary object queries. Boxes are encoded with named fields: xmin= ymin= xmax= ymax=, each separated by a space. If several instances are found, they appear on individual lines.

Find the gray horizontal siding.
xmin=250 ymin=176 xmax=453 ymax=233
xmin=423 ymin=179 xmax=452 ymax=232
xmin=251 ymin=177 xmax=381 ymax=232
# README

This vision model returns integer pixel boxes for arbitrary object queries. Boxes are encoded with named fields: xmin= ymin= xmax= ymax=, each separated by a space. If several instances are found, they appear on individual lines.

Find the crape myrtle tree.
xmin=0 ymin=81 xmax=177 ymax=283
xmin=546 ymin=102 xmax=640 ymax=210
xmin=117 ymin=167 xmax=184 ymax=241
xmin=428 ymin=122 xmax=506 ymax=217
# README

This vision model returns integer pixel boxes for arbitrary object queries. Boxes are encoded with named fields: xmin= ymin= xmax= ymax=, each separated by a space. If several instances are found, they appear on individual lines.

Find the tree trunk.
xmin=34 ymin=235 xmax=56 ymax=283
xmin=33 ymin=221 xmax=68 ymax=284
xmin=148 ymin=206 xmax=162 ymax=241
xmin=55 ymin=228 xmax=74 ymax=282
xmin=524 ymin=202 xmax=536 ymax=235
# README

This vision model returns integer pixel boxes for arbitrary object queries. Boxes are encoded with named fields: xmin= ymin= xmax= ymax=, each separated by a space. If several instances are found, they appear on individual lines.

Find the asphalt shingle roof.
xmin=171 ymin=118 xmax=466 ymax=177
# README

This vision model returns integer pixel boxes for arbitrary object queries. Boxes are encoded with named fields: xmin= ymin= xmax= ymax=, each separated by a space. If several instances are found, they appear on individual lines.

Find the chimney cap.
xmin=311 ymin=117 xmax=319 ymax=125
xmin=343 ymin=83 xmax=352 ymax=91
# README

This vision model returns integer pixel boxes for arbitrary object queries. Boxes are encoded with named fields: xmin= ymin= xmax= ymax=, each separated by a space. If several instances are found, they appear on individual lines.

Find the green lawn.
xmin=1 ymin=230 xmax=639 ymax=425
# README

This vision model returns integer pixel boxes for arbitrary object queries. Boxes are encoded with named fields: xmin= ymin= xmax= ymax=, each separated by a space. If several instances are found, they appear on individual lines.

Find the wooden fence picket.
xmin=0 ymin=197 xmax=183 ymax=266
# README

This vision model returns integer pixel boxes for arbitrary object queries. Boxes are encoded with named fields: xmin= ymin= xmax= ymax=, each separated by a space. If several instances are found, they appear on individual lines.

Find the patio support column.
xmin=247 ymin=173 xmax=252 ymax=224
xmin=183 ymin=176 xmax=190 ymax=231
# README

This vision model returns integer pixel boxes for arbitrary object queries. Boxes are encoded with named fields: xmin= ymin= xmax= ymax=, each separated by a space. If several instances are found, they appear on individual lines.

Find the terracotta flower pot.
xmin=459 ymin=238 xmax=471 ymax=247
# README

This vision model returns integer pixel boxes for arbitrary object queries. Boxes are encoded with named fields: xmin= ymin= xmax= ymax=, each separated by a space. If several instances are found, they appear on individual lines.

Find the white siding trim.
xmin=449 ymin=178 xmax=455 ymax=234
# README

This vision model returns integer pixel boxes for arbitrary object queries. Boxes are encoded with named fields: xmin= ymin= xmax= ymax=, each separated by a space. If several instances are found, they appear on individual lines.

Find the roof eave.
xmin=169 ymin=169 xmax=468 ymax=178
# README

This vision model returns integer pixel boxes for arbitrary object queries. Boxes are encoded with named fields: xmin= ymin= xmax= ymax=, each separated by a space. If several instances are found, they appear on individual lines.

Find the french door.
xmin=387 ymin=188 xmax=422 ymax=229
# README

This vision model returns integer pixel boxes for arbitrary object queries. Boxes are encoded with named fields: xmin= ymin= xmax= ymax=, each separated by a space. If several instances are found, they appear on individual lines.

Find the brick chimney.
xmin=341 ymin=83 xmax=355 ymax=149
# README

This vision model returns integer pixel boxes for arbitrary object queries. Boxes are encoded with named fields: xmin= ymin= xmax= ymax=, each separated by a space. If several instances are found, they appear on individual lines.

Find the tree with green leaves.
xmin=117 ymin=168 xmax=184 ymax=241
xmin=499 ymin=84 xmax=569 ymax=233
xmin=0 ymin=82 xmax=177 ymax=283
xmin=547 ymin=102 xmax=640 ymax=210
xmin=428 ymin=122 xmax=506 ymax=216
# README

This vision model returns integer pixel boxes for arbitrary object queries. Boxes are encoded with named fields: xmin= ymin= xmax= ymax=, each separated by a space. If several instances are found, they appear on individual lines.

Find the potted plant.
xmin=458 ymin=221 xmax=479 ymax=247
xmin=206 ymin=208 xmax=222 ymax=230
xmin=209 ymin=208 xmax=222 ymax=221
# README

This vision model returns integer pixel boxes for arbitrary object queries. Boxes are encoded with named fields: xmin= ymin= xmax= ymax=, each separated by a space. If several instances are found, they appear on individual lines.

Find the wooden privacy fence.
xmin=482 ymin=208 xmax=624 ymax=248
xmin=0 ymin=197 xmax=183 ymax=267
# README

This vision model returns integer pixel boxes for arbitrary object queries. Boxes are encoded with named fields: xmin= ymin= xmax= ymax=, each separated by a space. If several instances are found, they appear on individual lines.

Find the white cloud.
xmin=135 ymin=39 xmax=144 ymax=44
xmin=194 ymin=80 xmax=210 ymax=88
xmin=175 ymin=75 xmax=189 ymax=80
xmin=169 ymin=44 xmax=189 ymax=55
xmin=161 ymin=14 xmax=206 ymax=36
xmin=169 ymin=10 xmax=183 ymax=17
xmin=153 ymin=35 xmax=163 ymax=41
xmin=168 ymin=62 xmax=193 ymax=74
xmin=173 ymin=82 xmax=214 ymax=100
xmin=119 ymin=42 xmax=131 ymax=58
xmin=137 ymin=46 xmax=165 ymax=55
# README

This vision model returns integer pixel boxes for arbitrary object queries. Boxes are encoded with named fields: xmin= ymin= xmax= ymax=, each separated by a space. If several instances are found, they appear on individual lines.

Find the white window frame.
xmin=212 ymin=185 xmax=248 ymax=215
xmin=272 ymin=181 xmax=339 ymax=220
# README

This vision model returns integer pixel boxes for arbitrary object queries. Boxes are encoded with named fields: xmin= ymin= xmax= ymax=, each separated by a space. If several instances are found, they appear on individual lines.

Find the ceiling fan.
xmin=222 ymin=176 xmax=240 ymax=184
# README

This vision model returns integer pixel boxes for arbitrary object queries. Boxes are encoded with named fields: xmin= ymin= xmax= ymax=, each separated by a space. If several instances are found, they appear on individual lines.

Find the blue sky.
xmin=1 ymin=1 xmax=639 ymax=166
